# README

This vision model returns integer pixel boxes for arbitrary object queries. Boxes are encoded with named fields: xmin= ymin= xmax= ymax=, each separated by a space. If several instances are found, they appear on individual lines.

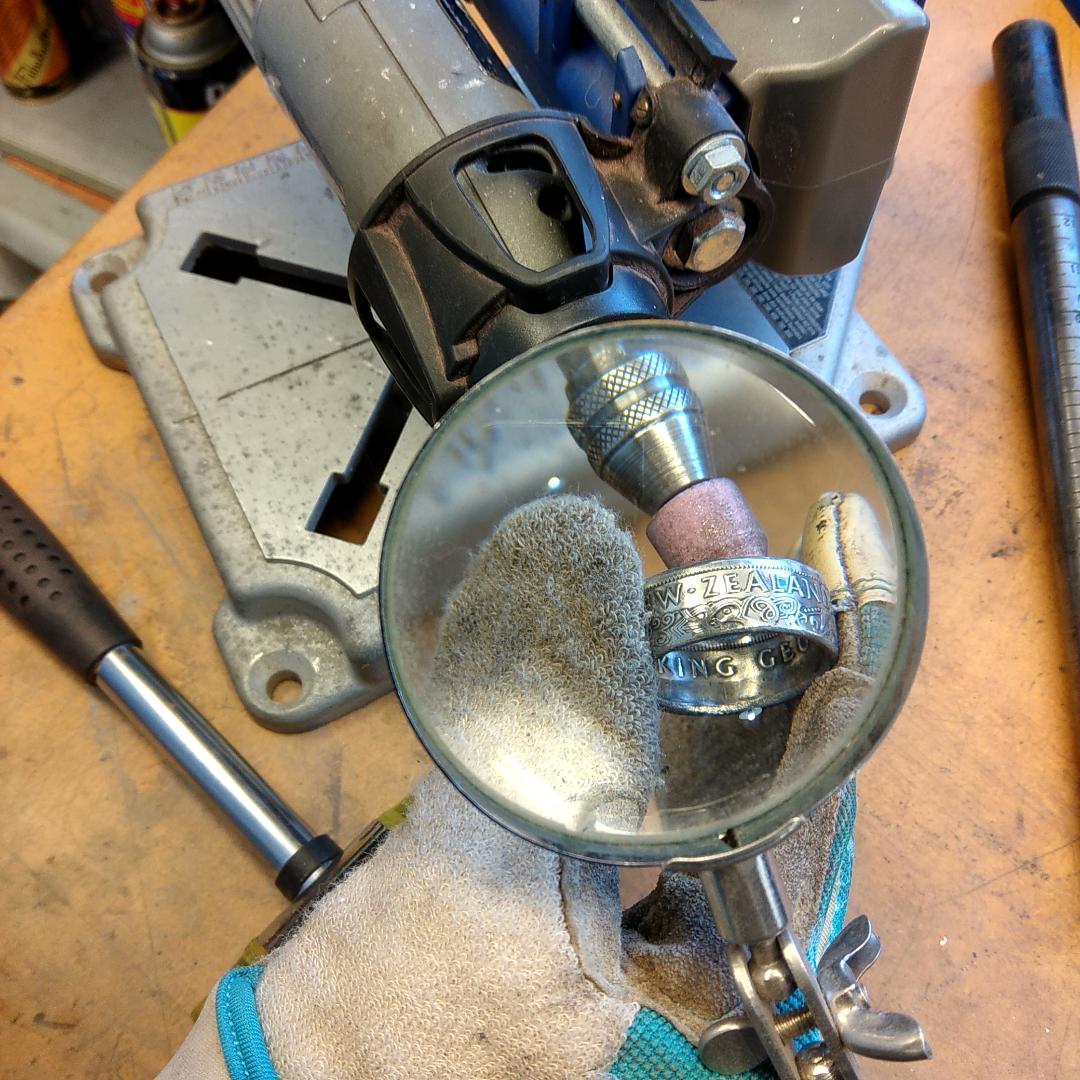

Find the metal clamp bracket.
xmin=695 ymin=854 xmax=931 ymax=1079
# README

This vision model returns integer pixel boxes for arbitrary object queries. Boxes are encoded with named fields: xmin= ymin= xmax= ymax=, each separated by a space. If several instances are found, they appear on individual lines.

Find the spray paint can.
xmin=0 ymin=0 xmax=74 ymax=101
xmin=135 ymin=0 xmax=250 ymax=145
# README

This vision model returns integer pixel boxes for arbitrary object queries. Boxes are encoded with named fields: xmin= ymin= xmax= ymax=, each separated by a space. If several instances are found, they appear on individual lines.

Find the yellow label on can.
xmin=149 ymin=98 xmax=205 ymax=146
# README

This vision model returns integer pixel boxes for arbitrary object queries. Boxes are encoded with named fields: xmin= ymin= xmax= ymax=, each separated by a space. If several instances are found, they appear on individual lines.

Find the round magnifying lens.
xmin=381 ymin=322 xmax=927 ymax=865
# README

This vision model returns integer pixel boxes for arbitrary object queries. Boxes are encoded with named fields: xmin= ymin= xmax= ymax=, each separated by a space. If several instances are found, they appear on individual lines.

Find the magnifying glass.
xmin=380 ymin=322 xmax=930 ymax=1079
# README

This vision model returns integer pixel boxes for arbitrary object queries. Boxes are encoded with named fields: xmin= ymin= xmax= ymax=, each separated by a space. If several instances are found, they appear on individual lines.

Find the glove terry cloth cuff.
xmin=187 ymin=779 xmax=853 ymax=1080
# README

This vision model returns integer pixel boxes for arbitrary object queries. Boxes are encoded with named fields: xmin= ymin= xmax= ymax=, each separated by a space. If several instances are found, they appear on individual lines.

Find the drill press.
xmin=72 ymin=3 xmax=937 ymax=1075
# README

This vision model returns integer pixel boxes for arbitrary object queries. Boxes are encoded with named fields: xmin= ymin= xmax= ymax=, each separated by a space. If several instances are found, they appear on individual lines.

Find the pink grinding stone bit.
xmin=646 ymin=477 xmax=767 ymax=567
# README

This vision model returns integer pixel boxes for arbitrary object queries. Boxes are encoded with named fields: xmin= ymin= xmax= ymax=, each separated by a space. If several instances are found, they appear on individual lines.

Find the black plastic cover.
xmin=349 ymin=112 xmax=671 ymax=423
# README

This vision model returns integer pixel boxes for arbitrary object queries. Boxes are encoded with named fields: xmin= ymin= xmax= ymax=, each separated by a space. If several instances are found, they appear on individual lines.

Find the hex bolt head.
xmin=682 ymin=134 xmax=750 ymax=204
xmin=672 ymin=202 xmax=747 ymax=273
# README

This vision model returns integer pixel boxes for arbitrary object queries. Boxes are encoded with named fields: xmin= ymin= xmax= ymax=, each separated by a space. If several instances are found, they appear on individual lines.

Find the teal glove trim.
xmin=612 ymin=777 xmax=856 ymax=1079
xmin=807 ymin=778 xmax=857 ymax=964
xmin=216 ymin=964 xmax=279 ymax=1080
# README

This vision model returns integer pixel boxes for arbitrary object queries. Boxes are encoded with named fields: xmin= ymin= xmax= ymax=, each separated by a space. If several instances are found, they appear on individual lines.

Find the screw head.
xmin=698 ymin=1016 xmax=767 ymax=1074
xmin=630 ymin=91 xmax=653 ymax=126
xmin=751 ymin=957 xmax=797 ymax=1001
xmin=682 ymin=135 xmax=749 ymax=204
xmin=796 ymin=1043 xmax=837 ymax=1080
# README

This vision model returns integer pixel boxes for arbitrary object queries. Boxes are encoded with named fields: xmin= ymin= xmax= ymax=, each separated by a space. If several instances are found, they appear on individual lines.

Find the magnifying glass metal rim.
xmin=381 ymin=320 xmax=929 ymax=866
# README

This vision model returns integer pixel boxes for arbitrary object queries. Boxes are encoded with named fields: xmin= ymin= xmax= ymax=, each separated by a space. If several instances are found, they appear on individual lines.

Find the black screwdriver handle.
xmin=0 ymin=475 xmax=139 ymax=680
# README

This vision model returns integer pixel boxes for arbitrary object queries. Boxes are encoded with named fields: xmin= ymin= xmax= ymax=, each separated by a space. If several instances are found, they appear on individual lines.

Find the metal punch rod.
xmin=573 ymin=0 xmax=671 ymax=88
xmin=95 ymin=645 xmax=339 ymax=898
xmin=0 ymin=474 xmax=340 ymax=901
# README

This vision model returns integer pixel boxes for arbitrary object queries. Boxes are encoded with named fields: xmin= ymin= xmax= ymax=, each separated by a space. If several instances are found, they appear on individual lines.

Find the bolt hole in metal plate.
xmin=72 ymin=142 xmax=926 ymax=731
xmin=262 ymin=660 xmax=308 ymax=707
xmin=852 ymin=370 xmax=909 ymax=421
xmin=71 ymin=239 xmax=147 ymax=370
xmin=89 ymin=270 xmax=119 ymax=293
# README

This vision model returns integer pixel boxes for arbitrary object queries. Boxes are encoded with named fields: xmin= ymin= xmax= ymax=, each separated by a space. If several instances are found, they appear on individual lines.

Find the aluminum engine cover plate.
xmin=72 ymin=141 xmax=925 ymax=732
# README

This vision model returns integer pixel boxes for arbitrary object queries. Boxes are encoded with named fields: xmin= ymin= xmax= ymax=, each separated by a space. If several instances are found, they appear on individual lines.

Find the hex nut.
xmin=682 ymin=135 xmax=750 ymax=204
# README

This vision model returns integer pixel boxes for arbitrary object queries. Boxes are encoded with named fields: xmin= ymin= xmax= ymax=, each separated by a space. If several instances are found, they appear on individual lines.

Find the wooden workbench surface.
xmin=1 ymin=3 xmax=1077 ymax=1076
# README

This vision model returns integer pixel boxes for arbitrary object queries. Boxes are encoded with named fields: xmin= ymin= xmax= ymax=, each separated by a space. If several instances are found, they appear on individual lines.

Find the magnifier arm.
xmin=694 ymin=852 xmax=931 ymax=1079
xmin=697 ymin=852 xmax=789 ymax=946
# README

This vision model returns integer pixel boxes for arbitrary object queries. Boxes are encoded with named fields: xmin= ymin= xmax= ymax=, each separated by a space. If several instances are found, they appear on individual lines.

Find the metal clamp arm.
xmin=694 ymin=852 xmax=931 ymax=1079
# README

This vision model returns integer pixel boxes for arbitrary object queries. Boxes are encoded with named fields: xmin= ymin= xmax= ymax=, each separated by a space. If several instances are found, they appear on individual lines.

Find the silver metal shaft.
xmin=1012 ymin=194 xmax=1080 ymax=662
xmin=698 ymin=851 xmax=790 ymax=946
xmin=573 ymin=0 xmax=670 ymax=88
xmin=96 ymin=644 xmax=331 ymax=885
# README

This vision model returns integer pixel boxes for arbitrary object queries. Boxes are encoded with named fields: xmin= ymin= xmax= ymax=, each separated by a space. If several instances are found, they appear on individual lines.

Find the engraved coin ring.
xmin=645 ymin=556 xmax=840 ymax=717
xmin=654 ymin=632 xmax=835 ymax=717
xmin=380 ymin=322 xmax=931 ymax=1079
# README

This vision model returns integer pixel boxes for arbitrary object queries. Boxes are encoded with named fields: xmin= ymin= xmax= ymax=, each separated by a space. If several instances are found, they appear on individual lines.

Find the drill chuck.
xmin=562 ymin=345 xmax=715 ymax=514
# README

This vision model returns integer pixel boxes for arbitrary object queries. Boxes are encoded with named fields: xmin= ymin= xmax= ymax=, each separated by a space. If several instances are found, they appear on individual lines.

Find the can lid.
xmin=137 ymin=0 xmax=241 ymax=71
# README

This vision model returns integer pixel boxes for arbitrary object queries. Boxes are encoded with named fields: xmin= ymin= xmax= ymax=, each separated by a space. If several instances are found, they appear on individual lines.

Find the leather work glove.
xmin=157 ymin=492 xmax=889 ymax=1080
